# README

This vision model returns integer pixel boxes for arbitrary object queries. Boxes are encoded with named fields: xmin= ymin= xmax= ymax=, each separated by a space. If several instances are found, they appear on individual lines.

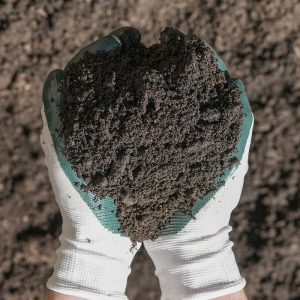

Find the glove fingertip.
xmin=109 ymin=26 xmax=141 ymax=49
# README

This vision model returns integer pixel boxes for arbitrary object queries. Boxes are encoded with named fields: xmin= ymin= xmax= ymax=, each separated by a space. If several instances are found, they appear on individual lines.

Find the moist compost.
xmin=60 ymin=28 xmax=243 ymax=241
xmin=59 ymin=27 xmax=243 ymax=242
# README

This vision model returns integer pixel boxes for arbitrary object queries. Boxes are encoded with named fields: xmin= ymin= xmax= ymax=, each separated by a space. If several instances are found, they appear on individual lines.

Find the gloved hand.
xmin=42 ymin=26 xmax=254 ymax=300
xmin=41 ymin=28 xmax=143 ymax=300
xmin=143 ymin=50 xmax=254 ymax=299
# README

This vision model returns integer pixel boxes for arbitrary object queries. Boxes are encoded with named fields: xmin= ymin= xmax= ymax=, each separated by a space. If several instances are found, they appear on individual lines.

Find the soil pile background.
xmin=0 ymin=1 xmax=299 ymax=299
xmin=61 ymin=29 xmax=243 ymax=241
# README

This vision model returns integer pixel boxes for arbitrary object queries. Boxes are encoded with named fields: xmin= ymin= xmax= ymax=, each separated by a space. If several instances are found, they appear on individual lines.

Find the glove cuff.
xmin=47 ymin=235 xmax=130 ymax=300
xmin=145 ymin=225 xmax=245 ymax=300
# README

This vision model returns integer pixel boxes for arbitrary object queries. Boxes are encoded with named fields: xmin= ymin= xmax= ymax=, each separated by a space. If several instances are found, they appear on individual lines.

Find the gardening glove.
xmin=41 ymin=28 xmax=142 ymax=300
xmin=144 ymin=52 xmax=254 ymax=299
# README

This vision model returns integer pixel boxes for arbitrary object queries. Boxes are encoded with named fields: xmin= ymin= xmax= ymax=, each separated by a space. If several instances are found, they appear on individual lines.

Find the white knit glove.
xmin=41 ymin=107 xmax=141 ymax=300
xmin=144 ymin=120 xmax=253 ymax=300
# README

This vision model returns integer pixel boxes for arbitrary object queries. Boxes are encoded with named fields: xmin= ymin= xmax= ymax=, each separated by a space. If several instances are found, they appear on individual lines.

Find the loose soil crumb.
xmin=60 ymin=27 xmax=243 ymax=242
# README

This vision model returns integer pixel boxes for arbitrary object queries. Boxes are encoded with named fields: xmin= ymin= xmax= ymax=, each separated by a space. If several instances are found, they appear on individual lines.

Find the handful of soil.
xmin=59 ymin=27 xmax=243 ymax=242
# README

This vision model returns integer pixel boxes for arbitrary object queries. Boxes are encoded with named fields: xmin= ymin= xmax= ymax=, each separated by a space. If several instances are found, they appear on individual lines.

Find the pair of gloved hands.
xmin=41 ymin=27 xmax=253 ymax=300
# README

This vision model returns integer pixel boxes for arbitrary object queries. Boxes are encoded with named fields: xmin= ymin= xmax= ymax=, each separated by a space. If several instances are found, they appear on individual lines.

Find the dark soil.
xmin=1 ymin=1 xmax=299 ymax=299
xmin=60 ymin=27 xmax=243 ymax=242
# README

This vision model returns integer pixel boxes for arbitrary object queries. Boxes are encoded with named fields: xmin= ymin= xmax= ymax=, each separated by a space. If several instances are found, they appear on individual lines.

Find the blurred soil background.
xmin=0 ymin=0 xmax=299 ymax=299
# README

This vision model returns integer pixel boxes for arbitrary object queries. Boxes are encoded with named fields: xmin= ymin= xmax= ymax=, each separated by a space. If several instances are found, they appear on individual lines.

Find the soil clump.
xmin=60 ymin=27 xmax=243 ymax=241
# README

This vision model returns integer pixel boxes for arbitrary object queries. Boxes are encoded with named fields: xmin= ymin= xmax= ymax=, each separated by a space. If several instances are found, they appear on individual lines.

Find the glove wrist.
xmin=145 ymin=226 xmax=245 ymax=300
xmin=47 ymin=235 xmax=131 ymax=300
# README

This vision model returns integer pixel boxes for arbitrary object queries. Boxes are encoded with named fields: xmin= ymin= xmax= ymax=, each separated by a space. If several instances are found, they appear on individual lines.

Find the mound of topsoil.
xmin=60 ymin=27 xmax=243 ymax=242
